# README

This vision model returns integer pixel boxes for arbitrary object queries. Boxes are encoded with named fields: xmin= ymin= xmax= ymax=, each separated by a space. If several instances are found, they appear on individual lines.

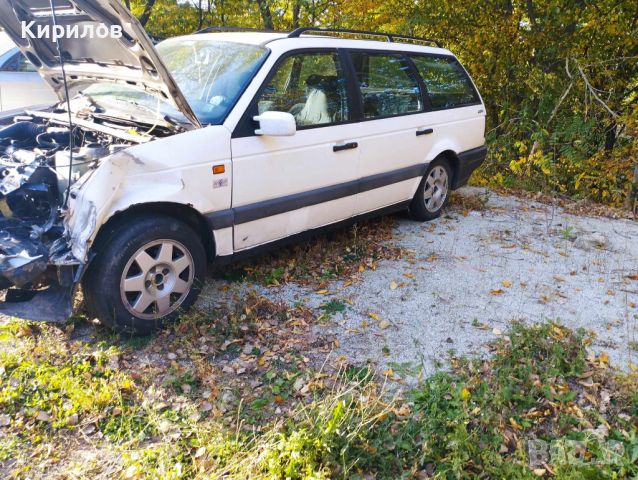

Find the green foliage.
xmin=319 ymin=299 xmax=347 ymax=316
xmin=3 ymin=319 xmax=638 ymax=478
xmin=128 ymin=0 xmax=638 ymax=207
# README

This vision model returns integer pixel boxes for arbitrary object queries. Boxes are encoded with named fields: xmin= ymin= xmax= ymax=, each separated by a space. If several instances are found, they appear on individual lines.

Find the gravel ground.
xmin=199 ymin=187 xmax=638 ymax=384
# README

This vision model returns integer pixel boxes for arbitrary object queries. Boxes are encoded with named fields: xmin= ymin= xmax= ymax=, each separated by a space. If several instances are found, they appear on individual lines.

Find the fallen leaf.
xmin=509 ymin=417 xmax=522 ymax=430
xmin=35 ymin=411 xmax=51 ymax=423
xmin=368 ymin=312 xmax=380 ymax=321
xmin=390 ymin=281 xmax=398 ymax=290
xmin=502 ymin=280 xmax=512 ymax=288
xmin=124 ymin=466 xmax=139 ymax=479
xmin=378 ymin=320 xmax=391 ymax=330
xmin=490 ymin=289 xmax=505 ymax=296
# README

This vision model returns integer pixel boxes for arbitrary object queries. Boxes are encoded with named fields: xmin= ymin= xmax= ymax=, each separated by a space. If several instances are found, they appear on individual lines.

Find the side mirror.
xmin=253 ymin=111 xmax=296 ymax=136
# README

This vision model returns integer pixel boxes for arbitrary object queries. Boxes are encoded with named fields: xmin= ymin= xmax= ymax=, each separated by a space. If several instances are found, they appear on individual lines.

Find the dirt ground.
xmin=199 ymin=186 xmax=638 ymax=384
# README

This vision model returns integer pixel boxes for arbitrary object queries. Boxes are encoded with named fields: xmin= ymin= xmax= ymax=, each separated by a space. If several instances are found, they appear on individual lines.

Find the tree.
xmin=138 ymin=0 xmax=157 ymax=27
xmin=255 ymin=0 xmax=275 ymax=30
xmin=123 ymin=0 xmax=638 ymax=208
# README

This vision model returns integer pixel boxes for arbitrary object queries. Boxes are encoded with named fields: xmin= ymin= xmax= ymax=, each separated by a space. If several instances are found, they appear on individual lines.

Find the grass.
xmin=1 ymin=319 xmax=637 ymax=479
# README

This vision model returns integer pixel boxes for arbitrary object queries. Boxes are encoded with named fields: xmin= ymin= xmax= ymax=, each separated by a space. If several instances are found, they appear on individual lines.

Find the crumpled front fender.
xmin=64 ymin=125 xmax=233 ymax=263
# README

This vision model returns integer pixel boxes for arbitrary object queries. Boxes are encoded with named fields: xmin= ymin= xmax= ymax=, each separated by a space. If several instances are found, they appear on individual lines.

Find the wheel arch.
xmin=89 ymin=202 xmax=216 ymax=264
xmin=436 ymin=149 xmax=461 ymax=188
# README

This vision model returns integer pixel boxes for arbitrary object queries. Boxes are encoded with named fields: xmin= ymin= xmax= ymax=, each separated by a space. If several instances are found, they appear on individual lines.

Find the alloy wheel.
xmin=120 ymin=239 xmax=194 ymax=319
xmin=424 ymin=165 xmax=449 ymax=213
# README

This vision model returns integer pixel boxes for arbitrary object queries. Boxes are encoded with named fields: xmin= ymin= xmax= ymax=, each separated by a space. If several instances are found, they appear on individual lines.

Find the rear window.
xmin=350 ymin=52 xmax=422 ymax=119
xmin=410 ymin=55 xmax=479 ymax=109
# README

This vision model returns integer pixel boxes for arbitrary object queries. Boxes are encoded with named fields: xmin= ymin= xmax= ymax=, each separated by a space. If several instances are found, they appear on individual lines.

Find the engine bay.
xmin=0 ymin=112 xmax=138 ymax=290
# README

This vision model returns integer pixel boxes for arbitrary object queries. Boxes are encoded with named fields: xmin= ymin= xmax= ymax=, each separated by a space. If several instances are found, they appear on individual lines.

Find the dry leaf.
xmin=509 ymin=417 xmax=522 ymax=430
xmin=502 ymin=280 xmax=512 ymax=288
xmin=378 ymin=320 xmax=391 ymax=330
xmin=35 ymin=411 xmax=51 ymax=423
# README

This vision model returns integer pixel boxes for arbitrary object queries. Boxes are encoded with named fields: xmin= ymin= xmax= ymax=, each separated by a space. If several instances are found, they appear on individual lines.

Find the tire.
xmin=409 ymin=157 xmax=452 ymax=221
xmin=82 ymin=215 xmax=207 ymax=336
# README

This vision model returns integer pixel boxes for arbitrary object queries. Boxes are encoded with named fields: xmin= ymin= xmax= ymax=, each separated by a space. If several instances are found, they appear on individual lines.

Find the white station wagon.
xmin=0 ymin=0 xmax=485 ymax=334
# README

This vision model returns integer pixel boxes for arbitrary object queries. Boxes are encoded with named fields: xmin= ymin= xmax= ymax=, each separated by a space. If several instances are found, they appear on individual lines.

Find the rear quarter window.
xmin=410 ymin=55 xmax=480 ymax=109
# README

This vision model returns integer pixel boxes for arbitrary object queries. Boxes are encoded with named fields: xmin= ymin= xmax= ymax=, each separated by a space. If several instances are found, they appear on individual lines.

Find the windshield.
xmin=81 ymin=40 xmax=268 ymax=126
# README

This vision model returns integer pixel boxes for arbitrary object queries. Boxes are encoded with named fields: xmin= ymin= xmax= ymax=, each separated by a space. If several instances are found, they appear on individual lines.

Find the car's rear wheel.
xmin=409 ymin=157 xmax=452 ymax=221
xmin=83 ymin=215 xmax=206 ymax=336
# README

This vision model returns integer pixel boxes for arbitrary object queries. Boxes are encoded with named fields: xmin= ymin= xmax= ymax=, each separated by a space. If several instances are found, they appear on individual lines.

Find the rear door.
xmin=347 ymin=51 xmax=431 ymax=215
xmin=408 ymin=54 xmax=485 ymax=186
xmin=230 ymin=50 xmax=360 ymax=251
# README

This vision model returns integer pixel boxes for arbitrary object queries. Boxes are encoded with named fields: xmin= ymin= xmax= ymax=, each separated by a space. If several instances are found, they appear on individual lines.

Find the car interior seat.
xmin=295 ymin=75 xmax=343 ymax=126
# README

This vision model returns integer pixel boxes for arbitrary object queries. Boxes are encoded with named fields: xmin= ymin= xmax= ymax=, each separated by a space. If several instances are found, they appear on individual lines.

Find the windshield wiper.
xmin=162 ymin=114 xmax=189 ymax=132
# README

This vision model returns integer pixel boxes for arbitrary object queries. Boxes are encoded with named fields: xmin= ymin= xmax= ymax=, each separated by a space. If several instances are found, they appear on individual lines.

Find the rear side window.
xmin=350 ymin=52 xmax=422 ymax=119
xmin=410 ymin=55 xmax=479 ymax=109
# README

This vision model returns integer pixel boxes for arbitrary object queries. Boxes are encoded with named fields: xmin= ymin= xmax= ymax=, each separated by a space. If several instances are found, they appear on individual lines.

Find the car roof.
xmin=184 ymin=32 xmax=453 ymax=56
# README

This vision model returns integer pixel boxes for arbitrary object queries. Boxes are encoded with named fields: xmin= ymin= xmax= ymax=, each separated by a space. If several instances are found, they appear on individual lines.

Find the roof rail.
xmin=288 ymin=27 xmax=442 ymax=48
xmin=195 ymin=26 xmax=285 ymax=35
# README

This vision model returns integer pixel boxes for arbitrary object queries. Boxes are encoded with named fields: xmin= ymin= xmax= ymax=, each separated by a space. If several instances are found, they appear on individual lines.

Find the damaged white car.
xmin=0 ymin=1 xmax=486 ymax=334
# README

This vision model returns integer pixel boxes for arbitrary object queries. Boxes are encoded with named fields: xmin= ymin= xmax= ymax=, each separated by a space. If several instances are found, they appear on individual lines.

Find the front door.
xmin=230 ymin=50 xmax=359 ymax=251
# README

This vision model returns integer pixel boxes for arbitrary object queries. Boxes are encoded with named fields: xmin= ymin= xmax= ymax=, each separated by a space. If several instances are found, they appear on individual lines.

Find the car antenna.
xmin=49 ymin=0 xmax=75 ymax=208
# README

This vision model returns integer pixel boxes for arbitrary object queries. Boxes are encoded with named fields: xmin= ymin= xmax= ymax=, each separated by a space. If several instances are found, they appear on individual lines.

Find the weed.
xmin=559 ymin=225 xmax=577 ymax=240
xmin=319 ymin=299 xmax=346 ymax=316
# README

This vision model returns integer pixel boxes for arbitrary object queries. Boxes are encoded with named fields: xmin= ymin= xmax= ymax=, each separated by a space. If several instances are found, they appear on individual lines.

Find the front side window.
xmin=410 ymin=55 xmax=479 ymax=109
xmin=257 ymin=52 xmax=350 ymax=127
xmin=350 ymin=52 xmax=422 ymax=119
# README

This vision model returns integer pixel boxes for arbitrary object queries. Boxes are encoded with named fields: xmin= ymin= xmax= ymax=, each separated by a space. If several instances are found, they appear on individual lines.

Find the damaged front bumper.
xmin=0 ymin=230 xmax=81 ymax=323
xmin=0 ymin=203 xmax=82 ymax=323
xmin=0 ymin=120 xmax=83 ymax=323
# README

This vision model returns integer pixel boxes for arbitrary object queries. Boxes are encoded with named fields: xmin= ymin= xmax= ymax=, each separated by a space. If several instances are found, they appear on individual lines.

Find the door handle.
xmin=333 ymin=141 xmax=358 ymax=152
xmin=416 ymin=128 xmax=434 ymax=136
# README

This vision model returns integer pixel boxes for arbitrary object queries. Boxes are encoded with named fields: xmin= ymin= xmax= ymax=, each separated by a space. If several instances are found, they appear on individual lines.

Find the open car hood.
xmin=0 ymin=0 xmax=201 ymax=128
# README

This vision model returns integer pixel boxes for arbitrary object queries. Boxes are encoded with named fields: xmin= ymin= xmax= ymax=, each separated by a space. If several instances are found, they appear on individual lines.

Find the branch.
xmin=575 ymin=60 xmax=619 ymax=119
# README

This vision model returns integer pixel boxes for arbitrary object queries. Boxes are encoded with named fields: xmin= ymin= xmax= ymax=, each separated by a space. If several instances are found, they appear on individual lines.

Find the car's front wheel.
xmin=83 ymin=215 xmax=206 ymax=335
xmin=409 ymin=157 xmax=452 ymax=221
